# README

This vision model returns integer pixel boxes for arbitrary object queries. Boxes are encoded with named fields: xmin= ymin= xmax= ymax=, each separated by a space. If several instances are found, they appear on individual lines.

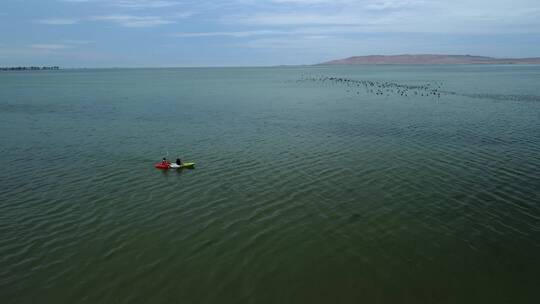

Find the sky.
xmin=1 ymin=0 xmax=540 ymax=67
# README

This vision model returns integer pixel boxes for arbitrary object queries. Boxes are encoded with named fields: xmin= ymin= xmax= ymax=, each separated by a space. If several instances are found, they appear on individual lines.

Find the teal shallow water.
xmin=1 ymin=66 xmax=539 ymax=303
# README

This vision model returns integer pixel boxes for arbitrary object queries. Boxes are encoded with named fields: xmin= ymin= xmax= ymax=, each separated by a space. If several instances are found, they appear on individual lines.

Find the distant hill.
xmin=320 ymin=54 xmax=540 ymax=65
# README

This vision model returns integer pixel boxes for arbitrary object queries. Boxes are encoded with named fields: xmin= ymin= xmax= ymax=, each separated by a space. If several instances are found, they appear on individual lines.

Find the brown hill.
xmin=320 ymin=54 xmax=540 ymax=65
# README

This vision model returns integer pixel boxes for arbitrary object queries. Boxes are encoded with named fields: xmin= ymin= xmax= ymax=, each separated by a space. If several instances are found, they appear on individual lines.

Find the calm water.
xmin=1 ymin=66 xmax=539 ymax=303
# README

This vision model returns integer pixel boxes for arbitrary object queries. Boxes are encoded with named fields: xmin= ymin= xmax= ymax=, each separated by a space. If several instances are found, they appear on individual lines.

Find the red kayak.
xmin=155 ymin=162 xmax=171 ymax=169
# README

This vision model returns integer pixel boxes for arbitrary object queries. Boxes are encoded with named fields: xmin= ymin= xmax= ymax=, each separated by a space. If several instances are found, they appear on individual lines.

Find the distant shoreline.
xmin=0 ymin=66 xmax=60 ymax=71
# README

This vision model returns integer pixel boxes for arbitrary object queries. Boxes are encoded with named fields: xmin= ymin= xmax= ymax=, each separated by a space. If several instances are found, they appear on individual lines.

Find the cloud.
xmin=37 ymin=13 xmax=191 ymax=28
xmin=0 ymin=47 xmax=48 ymax=58
xmin=30 ymin=44 xmax=70 ymax=50
xmin=62 ymin=0 xmax=181 ymax=9
xmin=91 ymin=14 xmax=176 ymax=27
xmin=61 ymin=39 xmax=96 ymax=44
xmin=169 ymin=27 xmax=388 ymax=41
xmin=37 ymin=18 xmax=79 ymax=25
xmin=269 ymin=0 xmax=336 ymax=3
xmin=364 ymin=0 xmax=421 ymax=10
xmin=112 ymin=0 xmax=181 ymax=9
xmin=235 ymin=13 xmax=365 ymax=26
xmin=170 ymin=30 xmax=282 ymax=38
xmin=27 ymin=40 xmax=92 ymax=51
xmin=169 ymin=27 xmax=372 ymax=38
xmin=229 ymin=0 xmax=540 ymax=34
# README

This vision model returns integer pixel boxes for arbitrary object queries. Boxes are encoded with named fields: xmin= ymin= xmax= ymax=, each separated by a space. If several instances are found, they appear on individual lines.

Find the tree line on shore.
xmin=0 ymin=66 xmax=60 ymax=71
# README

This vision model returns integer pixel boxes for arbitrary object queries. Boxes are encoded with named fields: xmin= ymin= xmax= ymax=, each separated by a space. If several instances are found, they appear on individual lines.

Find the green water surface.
xmin=1 ymin=65 xmax=539 ymax=303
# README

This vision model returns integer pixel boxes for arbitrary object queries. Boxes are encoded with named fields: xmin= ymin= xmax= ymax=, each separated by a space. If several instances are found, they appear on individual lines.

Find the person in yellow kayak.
xmin=175 ymin=157 xmax=182 ymax=166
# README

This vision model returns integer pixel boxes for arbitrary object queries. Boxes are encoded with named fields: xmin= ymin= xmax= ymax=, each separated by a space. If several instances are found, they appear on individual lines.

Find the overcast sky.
xmin=1 ymin=0 xmax=540 ymax=67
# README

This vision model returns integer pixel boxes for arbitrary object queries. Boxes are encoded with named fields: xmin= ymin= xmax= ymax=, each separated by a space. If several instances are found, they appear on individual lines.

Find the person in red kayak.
xmin=161 ymin=157 xmax=169 ymax=165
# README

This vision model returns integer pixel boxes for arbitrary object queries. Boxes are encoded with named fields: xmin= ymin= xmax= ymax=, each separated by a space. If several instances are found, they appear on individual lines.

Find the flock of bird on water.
xmin=295 ymin=73 xmax=540 ymax=102
xmin=297 ymin=73 xmax=446 ymax=99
